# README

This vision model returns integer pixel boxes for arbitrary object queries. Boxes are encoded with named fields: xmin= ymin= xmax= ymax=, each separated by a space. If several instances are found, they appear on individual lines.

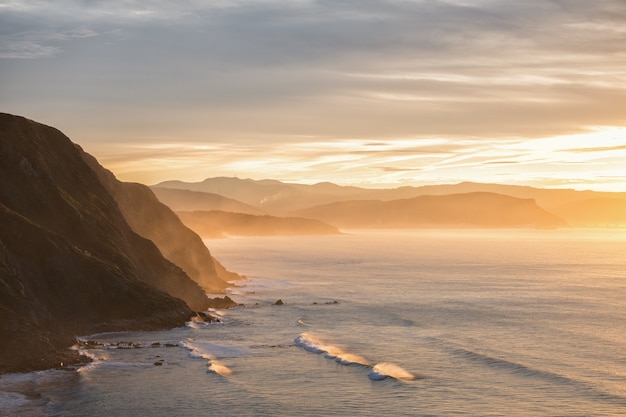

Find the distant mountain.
xmin=151 ymin=186 xmax=264 ymax=215
xmin=154 ymin=177 xmax=366 ymax=213
xmin=156 ymin=177 xmax=626 ymax=226
xmin=374 ymin=182 xmax=626 ymax=215
xmin=296 ymin=192 xmax=568 ymax=229
xmin=0 ymin=114 xmax=214 ymax=373
xmin=177 ymin=210 xmax=340 ymax=238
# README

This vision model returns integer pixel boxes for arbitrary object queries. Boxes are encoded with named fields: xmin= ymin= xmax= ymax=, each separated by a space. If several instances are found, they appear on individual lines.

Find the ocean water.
xmin=2 ymin=229 xmax=626 ymax=416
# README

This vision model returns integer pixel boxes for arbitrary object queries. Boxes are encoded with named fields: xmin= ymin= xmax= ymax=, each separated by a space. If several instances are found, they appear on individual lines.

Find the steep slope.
xmin=296 ymin=192 xmax=567 ymax=229
xmin=176 ymin=210 xmax=340 ymax=238
xmin=0 ymin=114 xmax=209 ymax=373
xmin=82 ymin=155 xmax=239 ymax=292
xmin=151 ymin=186 xmax=264 ymax=215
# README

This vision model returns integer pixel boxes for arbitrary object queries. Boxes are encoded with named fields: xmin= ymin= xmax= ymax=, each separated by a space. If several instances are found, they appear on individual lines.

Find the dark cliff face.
xmin=80 ymin=152 xmax=237 ymax=293
xmin=0 ymin=114 xmax=209 ymax=373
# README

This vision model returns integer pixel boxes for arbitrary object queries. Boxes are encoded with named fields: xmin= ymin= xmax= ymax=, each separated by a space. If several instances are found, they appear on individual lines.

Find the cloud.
xmin=568 ymin=144 xmax=626 ymax=153
xmin=0 ymin=27 xmax=97 ymax=58
xmin=1 ymin=0 xmax=626 ymax=190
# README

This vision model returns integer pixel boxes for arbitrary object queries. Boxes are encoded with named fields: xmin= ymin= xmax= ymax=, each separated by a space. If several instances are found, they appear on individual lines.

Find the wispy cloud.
xmin=2 ymin=0 xmax=626 ymax=190
xmin=0 ymin=27 xmax=97 ymax=58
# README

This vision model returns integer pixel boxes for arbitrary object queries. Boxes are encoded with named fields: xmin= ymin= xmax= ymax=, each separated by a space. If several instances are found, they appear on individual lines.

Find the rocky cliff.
xmin=0 ymin=114 xmax=212 ymax=373
xmin=81 ymin=153 xmax=240 ymax=292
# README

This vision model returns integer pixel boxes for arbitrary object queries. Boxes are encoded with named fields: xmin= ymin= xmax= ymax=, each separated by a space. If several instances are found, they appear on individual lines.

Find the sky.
xmin=1 ymin=0 xmax=626 ymax=191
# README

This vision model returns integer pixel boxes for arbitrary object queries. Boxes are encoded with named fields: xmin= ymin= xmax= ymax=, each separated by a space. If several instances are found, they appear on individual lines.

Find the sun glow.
xmin=90 ymin=125 xmax=626 ymax=192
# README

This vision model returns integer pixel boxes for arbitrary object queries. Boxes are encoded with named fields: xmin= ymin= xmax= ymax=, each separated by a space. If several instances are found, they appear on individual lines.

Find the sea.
xmin=2 ymin=229 xmax=626 ymax=416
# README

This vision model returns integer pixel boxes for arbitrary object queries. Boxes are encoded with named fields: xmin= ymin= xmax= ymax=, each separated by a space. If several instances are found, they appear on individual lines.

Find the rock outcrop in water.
xmin=0 ymin=114 xmax=219 ymax=373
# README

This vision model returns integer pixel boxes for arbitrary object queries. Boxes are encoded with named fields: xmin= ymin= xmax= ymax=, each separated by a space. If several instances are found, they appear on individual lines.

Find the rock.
xmin=206 ymin=295 xmax=242 ymax=309
xmin=194 ymin=312 xmax=221 ymax=323
xmin=274 ymin=299 xmax=284 ymax=305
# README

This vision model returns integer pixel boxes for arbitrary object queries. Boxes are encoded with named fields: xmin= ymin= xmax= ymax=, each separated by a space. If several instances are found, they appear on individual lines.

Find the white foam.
xmin=208 ymin=362 xmax=233 ymax=376
xmin=295 ymin=333 xmax=415 ymax=381
xmin=181 ymin=340 xmax=244 ymax=377
xmin=294 ymin=333 xmax=370 ymax=366
xmin=369 ymin=363 xmax=416 ymax=381
xmin=71 ymin=342 xmax=106 ymax=373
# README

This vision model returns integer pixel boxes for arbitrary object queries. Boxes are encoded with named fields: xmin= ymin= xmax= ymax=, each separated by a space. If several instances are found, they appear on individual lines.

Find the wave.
xmin=369 ymin=363 xmax=416 ymax=381
xmin=294 ymin=333 xmax=370 ymax=366
xmin=72 ymin=341 xmax=106 ymax=373
xmin=295 ymin=333 xmax=416 ymax=381
xmin=425 ymin=337 xmax=626 ymax=403
xmin=181 ymin=340 xmax=244 ymax=377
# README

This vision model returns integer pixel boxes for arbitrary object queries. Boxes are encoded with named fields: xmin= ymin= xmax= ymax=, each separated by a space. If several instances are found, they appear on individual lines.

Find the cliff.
xmin=0 ymin=114 xmax=210 ymax=373
xmin=81 ymin=154 xmax=240 ymax=292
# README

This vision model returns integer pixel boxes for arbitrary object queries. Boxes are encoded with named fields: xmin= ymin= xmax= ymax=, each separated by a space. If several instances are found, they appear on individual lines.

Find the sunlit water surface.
xmin=2 ymin=229 xmax=626 ymax=416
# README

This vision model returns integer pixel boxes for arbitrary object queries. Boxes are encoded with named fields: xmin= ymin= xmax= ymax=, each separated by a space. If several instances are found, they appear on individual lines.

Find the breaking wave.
xmin=294 ymin=333 xmax=371 ymax=366
xmin=368 ymin=363 xmax=416 ymax=381
xmin=181 ymin=340 xmax=246 ymax=377
xmin=294 ymin=333 xmax=416 ymax=381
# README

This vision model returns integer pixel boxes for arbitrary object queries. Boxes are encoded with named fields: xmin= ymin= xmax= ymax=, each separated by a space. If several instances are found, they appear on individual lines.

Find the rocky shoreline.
xmin=0 ymin=114 xmax=244 ymax=375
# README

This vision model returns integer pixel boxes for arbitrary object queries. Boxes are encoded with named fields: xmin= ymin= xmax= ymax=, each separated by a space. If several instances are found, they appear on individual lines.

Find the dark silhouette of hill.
xmin=82 ymin=157 xmax=241 ymax=292
xmin=296 ymin=192 xmax=567 ymax=228
xmin=0 ymin=114 xmax=213 ymax=373
xmin=151 ymin=186 xmax=264 ymax=215
xmin=176 ymin=210 xmax=341 ymax=238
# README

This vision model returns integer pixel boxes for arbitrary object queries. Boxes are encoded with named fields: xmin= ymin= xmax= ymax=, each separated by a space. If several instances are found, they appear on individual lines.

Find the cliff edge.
xmin=0 ymin=114 xmax=211 ymax=373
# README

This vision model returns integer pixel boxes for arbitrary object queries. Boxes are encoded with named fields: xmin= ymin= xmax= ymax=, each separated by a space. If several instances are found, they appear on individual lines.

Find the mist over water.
xmin=2 ymin=229 xmax=625 ymax=416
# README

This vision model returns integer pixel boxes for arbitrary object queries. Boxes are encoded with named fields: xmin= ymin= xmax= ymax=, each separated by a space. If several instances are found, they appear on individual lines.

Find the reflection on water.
xmin=2 ymin=229 xmax=626 ymax=416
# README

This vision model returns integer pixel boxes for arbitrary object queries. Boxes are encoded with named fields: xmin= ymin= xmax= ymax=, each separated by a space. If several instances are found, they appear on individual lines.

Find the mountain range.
xmin=153 ymin=177 xmax=626 ymax=230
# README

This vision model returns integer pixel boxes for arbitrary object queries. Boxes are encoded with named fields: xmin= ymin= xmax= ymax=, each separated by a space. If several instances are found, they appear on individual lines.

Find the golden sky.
xmin=1 ymin=1 xmax=626 ymax=191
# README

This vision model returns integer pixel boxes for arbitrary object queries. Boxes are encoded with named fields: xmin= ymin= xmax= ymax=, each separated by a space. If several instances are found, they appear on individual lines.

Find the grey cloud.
xmin=2 ymin=0 xmax=626 ymax=144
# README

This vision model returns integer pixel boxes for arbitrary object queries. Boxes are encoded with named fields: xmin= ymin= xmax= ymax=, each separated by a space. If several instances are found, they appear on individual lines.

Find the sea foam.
xmin=368 ymin=363 xmax=416 ymax=381
xmin=295 ymin=333 xmax=416 ymax=381
xmin=294 ymin=333 xmax=370 ymax=366
xmin=181 ymin=340 xmax=243 ymax=376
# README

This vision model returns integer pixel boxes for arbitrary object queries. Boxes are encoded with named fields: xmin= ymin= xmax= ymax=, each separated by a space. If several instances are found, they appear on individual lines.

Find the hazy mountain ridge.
xmin=154 ymin=177 xmax=368 ymax=213
xmin=82 ymin=156 xmax=240 ymax=292
xmin=296 ymin=192 xmax=567 ymax=229
xmin=0 ymin=114 xmax=218 ymax=373
xmin=176 ymin=210 xmax=341 ymax=238
xmin=155 ymin=177 xmax=626 ymax=227
xmin=151 ymin=186 xmax=264 ymax=215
